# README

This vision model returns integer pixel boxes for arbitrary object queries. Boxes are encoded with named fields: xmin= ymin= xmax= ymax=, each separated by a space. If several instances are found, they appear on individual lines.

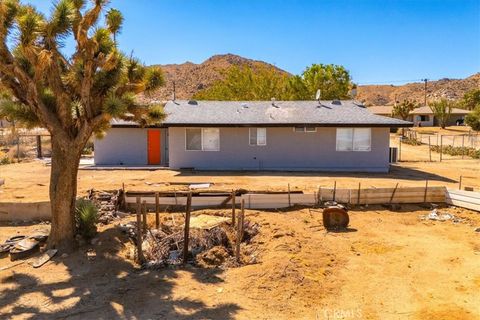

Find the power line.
xmin=358 ymin=78 xmax=437 ymax=85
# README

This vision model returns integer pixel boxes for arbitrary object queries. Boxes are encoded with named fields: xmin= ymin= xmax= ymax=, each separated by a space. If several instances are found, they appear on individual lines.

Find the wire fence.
xmin=405 ymin=130 xmax=480 ymax=150
xmin=394 ymin=130 xmax=480 ymax=162
xmin=0 ymin=131 xmax=52 ymax=163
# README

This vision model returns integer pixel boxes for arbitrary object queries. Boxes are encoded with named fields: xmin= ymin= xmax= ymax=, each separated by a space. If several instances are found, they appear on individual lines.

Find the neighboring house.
xmin=367 ymin=105 xmax=471 ymax=127
xmin=94 ymin=100 xmax=411 ymax=172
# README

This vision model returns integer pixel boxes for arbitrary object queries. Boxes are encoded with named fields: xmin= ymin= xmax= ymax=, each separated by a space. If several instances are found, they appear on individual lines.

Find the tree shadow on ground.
xmin=0 ymin=227 xmax=241 ymax=319
xmin=172 ymin=165 xmax=457 ymax=184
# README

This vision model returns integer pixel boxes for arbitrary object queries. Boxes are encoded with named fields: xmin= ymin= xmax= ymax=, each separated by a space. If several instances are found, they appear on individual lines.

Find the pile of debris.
xmin=421 ymin=209 xmax=464 ymax=223
xmin=86 ymin=189 xmax=124 ymax=224
xmin=119 ymin=214 xmax=260 ymax=269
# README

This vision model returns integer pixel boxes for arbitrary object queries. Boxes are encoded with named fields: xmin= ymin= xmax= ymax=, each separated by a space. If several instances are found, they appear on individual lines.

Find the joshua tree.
xmin=392 ymin=99 xmax=417 ymax=136
xmin=0 ymin=0 xmax=165 ymax=251
xmin=392 ymin=99 xmax=417 ymax=121
xmin=430 ymin=99 xmax=453 ymax=129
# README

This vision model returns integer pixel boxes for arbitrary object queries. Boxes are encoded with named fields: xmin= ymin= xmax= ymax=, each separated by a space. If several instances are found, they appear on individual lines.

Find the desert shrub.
xmin=430 ymin=145 xmax=480 ymax=159
xmin=0 ymin=152 xmax=10 ymax=165
xmin=82 ymin=141 xmax=94 ymax=155
xmin=7 ymin=145 xmax=28 ymax=160
xmin=402 ymin=137 xmax=422 ymax=146
xmin=465 ymin=106 xmax=480 ymax=131
xmin=75 ymin=200 xmax=99 ymax=240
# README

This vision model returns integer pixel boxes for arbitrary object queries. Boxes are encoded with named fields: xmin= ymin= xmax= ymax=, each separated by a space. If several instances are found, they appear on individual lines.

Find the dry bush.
xmin=7 ymin=145 xmax=28 ymax=160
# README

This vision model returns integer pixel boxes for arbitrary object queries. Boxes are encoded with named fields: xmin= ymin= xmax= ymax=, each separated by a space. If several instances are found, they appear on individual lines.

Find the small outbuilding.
xmin=94 ymin=100 xmax=412 ymax=172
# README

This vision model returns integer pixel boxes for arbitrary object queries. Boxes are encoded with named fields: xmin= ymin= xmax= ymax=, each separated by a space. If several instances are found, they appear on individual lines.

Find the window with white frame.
xmin=294 ymin=126 xmax=316 ymax=133
xmin=185 ymin=128 xmax=220 ymax=151
xmin=336 ymin=128 xmax=371 ymax=151
xmin=249 ymin=128 xmax=267 ymax=146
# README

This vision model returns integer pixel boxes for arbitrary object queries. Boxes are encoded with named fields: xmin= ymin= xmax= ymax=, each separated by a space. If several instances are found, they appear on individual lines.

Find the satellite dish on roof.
xmin=315 ymin=89 xmax=321 ymax=101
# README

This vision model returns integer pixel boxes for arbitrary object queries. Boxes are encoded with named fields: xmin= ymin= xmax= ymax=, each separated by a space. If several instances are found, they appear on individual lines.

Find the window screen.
xmin=353 ymin=128 xmax=371 ymax=151
xmin=294 ymin=127 xmax=316 ymax=132
xmin=186 ymin=128 xmax=202 ymax=151
xmin=250 ymin=128 xmax=267 ymax=145
xmin=202 ymin=128 xmax=220 ymax=151
xmin=186 ymin=128 xmax=220 ymax=151
xmin=336 ymin=128 xmax=371 ymax=152
xmin=336 ymin=128 xmax=354 ymax=151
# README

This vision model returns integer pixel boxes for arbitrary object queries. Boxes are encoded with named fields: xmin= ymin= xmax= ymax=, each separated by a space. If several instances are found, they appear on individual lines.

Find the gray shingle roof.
xmin=161 ymin=100 xmax=412 ymax=127
xmin=113 ymin=100 xmax=412 ymax=128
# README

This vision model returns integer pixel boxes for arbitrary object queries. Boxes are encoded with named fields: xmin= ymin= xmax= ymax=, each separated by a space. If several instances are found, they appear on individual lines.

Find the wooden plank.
xmin=235 ymin=199 xmax=245 ymax=263
xmin=136 ymin=197 xmax=145 ymax=264
xmin=446 ymin=189 xmax=480 ymax=211
xmin=155 ymin=192 xmax=160 ymax=229
xmin=447 ymin=189 xmax=480 ymax=198
xmin=124 ymin=187 xmax=449 ymax=209
xmin=183 ymin=193 xmax=192 ymax=264
xmin=446 ymin=199 xmax=480 ymax=212
xmin=445 ymin=192 xmax=480 ymax=203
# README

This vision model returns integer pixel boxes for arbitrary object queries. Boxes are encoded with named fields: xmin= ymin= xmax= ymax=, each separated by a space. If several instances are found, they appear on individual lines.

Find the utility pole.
xmin=422 ymin=79 xmax=428 ymax=106
xmin=172 ymin=80 xmax=176 ymax=101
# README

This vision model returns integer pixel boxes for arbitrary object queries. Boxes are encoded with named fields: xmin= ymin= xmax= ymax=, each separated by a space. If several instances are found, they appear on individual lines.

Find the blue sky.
xmin=28 ymin=0 xmax=480 ymax=84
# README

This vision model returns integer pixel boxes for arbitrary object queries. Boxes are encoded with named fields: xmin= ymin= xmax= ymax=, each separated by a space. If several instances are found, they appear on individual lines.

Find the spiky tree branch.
xmin=0 ymin=0 xmax=165 ymax=250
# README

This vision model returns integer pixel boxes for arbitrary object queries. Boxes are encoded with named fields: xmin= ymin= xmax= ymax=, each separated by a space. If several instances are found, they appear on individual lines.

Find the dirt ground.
xmin=412 ymin=126 xmax=474 ymax=135
xmin=1 ymin=134 xmax=480 ymax=202
xmin=1 ymin=205 xmax=479 ymax=319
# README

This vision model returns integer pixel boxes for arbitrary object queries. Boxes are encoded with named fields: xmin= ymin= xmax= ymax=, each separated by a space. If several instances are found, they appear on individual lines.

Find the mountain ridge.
xmin=140 ymin=53 xmax=479 ymax=106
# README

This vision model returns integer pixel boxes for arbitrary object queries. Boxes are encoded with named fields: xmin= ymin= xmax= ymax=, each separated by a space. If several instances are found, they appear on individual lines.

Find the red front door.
xmin=147 ymin=130 xmax=161 ymax=165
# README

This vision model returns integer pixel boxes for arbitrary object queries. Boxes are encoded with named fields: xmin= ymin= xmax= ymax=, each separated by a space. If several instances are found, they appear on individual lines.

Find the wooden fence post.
xmin=136 ymin=197 xmax=145 ymax=264
xmin=423 ymin=180 xmax=429 ymax=203
xmin=235 ymin=199 xmax=245 ymax=263
xmin=459 ymin=176 xmax=463 ymax=191
xmin=357 ymin=182 xmax=361 ymax=206
xmin=333 ymin=181 xmax=337 ymax=202
xmin=389 ymin=183 xmax=399 ymax=205
xmin=142 ymin=200 xmax=147 ymax=234
xmin=428 ymin=136 xmax=432 ymax=162
xmin=440 ymin=135 xmax=443 ymax=162
xmin=183 ymin=192 xmax=192 ymax=264
xmin=287 ymin=183 xmax=291 ymax=207
xmin=462 ymin=135 xmax=465 ymax=159
xmin=16 ymin=135 xmax=20 ymax=162
xmin=398 ymin=136 xmax=402 ymax=162
xmin=36 ymin=135 xmax=42 ymax=158
xmin=231 ymin=190 xmax=236 ymax=226
xmin=155 ymin=192 xmax=160 ymax=229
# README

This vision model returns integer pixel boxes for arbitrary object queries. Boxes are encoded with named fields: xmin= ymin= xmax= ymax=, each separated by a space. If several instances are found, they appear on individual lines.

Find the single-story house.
xmin=94 ymin=100 xmax=412 ymax=172
xmin=367 ymin=105 xmax=471 ymax=127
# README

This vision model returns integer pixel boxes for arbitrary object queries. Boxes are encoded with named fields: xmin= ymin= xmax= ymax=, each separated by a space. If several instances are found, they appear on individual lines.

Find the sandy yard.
xmin=412 ymin=126 xmax=474 ymax=135
xmin=1 ymin=135 xmax=479 ymax=202
xmin=0 ymin=205 xmax=479 ymax=319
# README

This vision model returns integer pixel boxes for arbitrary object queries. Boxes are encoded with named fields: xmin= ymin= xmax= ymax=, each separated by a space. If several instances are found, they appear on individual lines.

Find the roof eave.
xmin=161 ymin=122 xmax=413 ymax=128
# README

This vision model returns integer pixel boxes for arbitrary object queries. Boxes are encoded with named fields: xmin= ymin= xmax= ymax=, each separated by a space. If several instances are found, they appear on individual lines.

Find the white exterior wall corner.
xmin=94 ymin=128 xmax=149 ymax=165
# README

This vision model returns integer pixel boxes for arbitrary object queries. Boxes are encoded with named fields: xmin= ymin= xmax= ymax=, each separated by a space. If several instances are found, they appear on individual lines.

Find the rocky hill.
xmin=357 ymin=73 xmax=480 ymax=106
xmin=140 ymin=53 xmax=479 ymax=106
xmin=139 ymin=54 xmax=289 ymax=102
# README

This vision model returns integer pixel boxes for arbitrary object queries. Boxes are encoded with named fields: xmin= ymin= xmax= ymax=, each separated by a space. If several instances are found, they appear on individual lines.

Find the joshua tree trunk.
xmin=48 ymin=136 xmax=84 ymax=251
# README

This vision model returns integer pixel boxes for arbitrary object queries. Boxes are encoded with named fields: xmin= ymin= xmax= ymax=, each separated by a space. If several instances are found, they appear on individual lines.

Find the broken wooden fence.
xmin=124 ymin=186 xmax=447 ymax=210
